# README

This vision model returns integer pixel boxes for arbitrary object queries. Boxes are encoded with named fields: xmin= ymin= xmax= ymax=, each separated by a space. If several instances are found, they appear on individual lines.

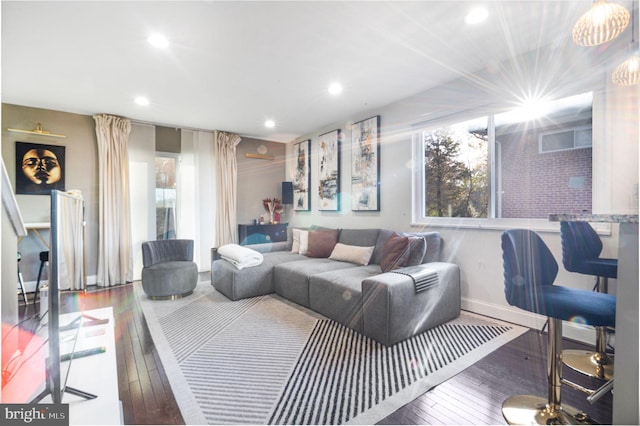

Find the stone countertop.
xmin=548 ymin=213 xmax=639 ymax=223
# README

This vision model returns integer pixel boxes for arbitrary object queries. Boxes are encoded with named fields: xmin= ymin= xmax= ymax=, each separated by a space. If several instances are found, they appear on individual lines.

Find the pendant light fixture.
xmin=612 ymin=5 xmax=639 ymax=86
xmin=573 ymin=0 xmax=630 ymax=46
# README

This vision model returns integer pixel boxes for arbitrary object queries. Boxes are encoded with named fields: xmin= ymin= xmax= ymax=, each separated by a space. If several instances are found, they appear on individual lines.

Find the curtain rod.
xmin=129 ymin=118 xmax=215 ymax=133
xmin=128 ymin=118 xmax=279 ymax=142
xmin=129 ymin=118 xmax=242 ymax=136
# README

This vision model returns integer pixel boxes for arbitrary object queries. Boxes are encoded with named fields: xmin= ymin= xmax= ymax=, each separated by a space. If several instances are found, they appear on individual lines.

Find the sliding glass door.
xmin=155 ymin=153 xmax=179 ymax=240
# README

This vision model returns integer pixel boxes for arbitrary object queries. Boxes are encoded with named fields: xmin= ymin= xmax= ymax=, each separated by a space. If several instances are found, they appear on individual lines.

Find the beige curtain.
xmin=94 ymin=114 xmax=133 ymax=286
xmin=57 ymin=192 xmax=85 ymax=290
xmin=214 ymin=131 xmax=241 ymax=246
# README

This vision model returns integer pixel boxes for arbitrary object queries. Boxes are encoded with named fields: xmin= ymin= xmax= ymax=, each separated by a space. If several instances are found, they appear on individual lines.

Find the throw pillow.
xmin=405 ymin=236 xmax=427 ymax=266
xmin=291 ymin=228 xmax=301 ymax=253
xmin=306 ymin=229 xmax=339 ymax=258
xmin=298 ymin=230 xmax=309 ymax=255
xmin=380 ymin=233 xmax=410 ymax=272
xmin=329 ymin=243 xmax=375 ymax=266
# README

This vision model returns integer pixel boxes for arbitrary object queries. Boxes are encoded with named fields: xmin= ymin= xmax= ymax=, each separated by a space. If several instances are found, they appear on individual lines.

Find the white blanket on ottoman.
xmin=218 ymin=244 xmax=264 ymax=270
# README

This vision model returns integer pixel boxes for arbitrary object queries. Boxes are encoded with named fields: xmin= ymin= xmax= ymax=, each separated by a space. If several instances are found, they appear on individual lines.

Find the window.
xmin=155 ymin=154 xmax=178 ymax=239
xmin=415 ymin=92 xmax=593 ymax=220
xmin=421 ymin=118 xmax=489 ymax=218
xmin=539 ymin=126 xmax=592 ymax=153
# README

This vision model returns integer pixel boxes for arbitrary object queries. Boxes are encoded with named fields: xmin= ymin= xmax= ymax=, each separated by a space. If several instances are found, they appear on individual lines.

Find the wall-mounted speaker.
xmin=282 ymin=181 xmax=294 ymax=204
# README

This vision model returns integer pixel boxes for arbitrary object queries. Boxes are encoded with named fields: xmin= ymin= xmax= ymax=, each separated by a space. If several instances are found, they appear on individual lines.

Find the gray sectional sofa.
xmin=211 ymin=227 xmax=460 ymax=346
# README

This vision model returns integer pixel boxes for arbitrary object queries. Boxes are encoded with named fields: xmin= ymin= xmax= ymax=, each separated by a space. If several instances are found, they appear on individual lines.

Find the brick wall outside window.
xmin=500 ymin=130 xmax=592 ymax=218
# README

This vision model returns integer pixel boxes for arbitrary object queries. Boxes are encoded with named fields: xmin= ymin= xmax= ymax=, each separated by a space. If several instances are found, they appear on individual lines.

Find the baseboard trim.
xmin=462 ymin=297 xmax=599 ymax=345
xmin=21 ymin=274 xmax=98 ymax=293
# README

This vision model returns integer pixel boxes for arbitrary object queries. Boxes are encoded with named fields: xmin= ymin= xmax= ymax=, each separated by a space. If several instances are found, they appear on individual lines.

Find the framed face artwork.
xmin=318 ymin=129 xmax=341 ymax=211
xmin=15 ymin=142 xmax=65 ymax=195
xmin=351 ymin=116 xmax=380 ymax=211
xmin=293 ymin=139 xmax=311 ymax=211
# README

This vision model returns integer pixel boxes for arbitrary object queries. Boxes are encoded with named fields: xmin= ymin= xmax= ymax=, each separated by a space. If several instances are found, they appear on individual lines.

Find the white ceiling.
xmin=1 ymin=1 xmax=600 ymax=142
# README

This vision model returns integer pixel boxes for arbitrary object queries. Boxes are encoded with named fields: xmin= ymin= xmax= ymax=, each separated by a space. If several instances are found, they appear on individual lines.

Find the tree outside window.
xmin=418 ymin=92 xmax=592 ymax=220
xmin=423 ymin=119 xmax=488 ymax=218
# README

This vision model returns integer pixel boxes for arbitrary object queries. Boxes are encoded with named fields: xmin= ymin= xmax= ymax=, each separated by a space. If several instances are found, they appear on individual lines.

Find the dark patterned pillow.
xmin=380 ymin=233 xmax=410 ymax=272
xmin=306 ymin=229 xmax=339 ymax=258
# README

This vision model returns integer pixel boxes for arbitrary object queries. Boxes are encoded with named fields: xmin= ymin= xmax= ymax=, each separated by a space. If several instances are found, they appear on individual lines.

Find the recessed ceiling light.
xmin=328 ymin=82 xmax=343 ymax=95
xmin=465 ymin=7 xmax=488 ymax=24
xmin=265 ymin=119 xmax=275 ymax=128
xmin=135 ymin=96 xmax=150 ymax=106
xmin=148 ymin=33 xmax=169 ymax=48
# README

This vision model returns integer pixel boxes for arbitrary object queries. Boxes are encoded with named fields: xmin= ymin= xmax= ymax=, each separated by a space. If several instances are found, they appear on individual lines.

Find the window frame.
xmin=154 ymin=151 xmax=180 ymax=240
xmin=538 ymin=125 xmax=593 ymax=154
xmin=410 ymin=94 xmax=611 ymax=235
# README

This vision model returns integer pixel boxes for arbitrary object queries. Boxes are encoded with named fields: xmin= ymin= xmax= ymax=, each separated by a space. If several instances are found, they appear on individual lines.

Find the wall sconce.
xmin=7 ymin=123 xmax=67 ymax=138
xmin=245 ymin=144 xmax=274 ymax=160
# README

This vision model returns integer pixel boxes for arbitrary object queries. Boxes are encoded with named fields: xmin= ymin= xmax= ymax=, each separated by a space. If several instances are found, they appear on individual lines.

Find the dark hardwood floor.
xmin=18 ymin=282 xmax=612 ymax=425
xmin=378 ymin=328 xmax=613 ymax=425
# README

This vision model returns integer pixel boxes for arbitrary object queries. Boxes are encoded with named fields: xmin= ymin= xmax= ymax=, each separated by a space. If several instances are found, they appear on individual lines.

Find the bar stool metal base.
xmin=563 ymin=349 xmax=614 ymax=380
xmin=502 ymin=395 xmax=595 ymax=425
xmin=563 ymin=276 xmax=614 ymax=380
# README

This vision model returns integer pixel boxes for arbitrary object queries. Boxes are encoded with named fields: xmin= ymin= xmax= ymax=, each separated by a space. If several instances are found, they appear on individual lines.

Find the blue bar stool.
xmin=501 ymin=229 xmax=616 ymax=424
xmin=560 ymin=221 xmax=617 ymax=380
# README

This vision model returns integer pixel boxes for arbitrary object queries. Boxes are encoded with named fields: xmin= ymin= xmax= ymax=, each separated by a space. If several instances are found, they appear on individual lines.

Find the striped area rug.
xmin=136 ymin=282 xmax=526 ymax=425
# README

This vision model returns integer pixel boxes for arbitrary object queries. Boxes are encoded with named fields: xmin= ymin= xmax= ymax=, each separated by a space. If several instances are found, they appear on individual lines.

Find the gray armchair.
xmin=141 ymin=239 xmax=198 ymax=299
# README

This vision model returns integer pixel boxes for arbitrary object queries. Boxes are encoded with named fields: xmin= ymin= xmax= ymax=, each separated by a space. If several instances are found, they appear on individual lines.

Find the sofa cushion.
xmin=213 ymin=251 xmax=306 ymax=300
xmin=338 ymin=228 xmax=380 ymax=248
xmin=362 ymin=262 xmax=460 ymax=346
xmin=289 ymin=225 xmax=336 ymax=251
xmin=309 ymin=265 xmax=382 ymax=332
xmin=329 ymin=243 xmax=375 ymax=266
xmin=273 ymin=258 xmax=359 ymax=307
xmin=405 ymin=236 xmax=427 ymax=266
xmin=379 ymin=233 xmax=410 ymax=272
xmin=404 ymin=231 xmax=441 ymax=263
xmin=291 ymin=228 xmax=302 ymax=253
xmin=306 ymin=229 xmax=339 ymax=258
xmin=299 ymin=230 xmax=309 ymax=255
xmin=372 ymin=229 xmax=394 ymax=265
